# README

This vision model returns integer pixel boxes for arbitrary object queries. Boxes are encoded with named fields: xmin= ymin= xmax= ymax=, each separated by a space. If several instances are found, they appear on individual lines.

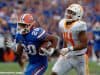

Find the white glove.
xmin=40 ymin=47 xmax=55 ymax=56
xmin=60 ymin=48 xmax=69 ymax=56
xmin=60 ymin=46 xmax=74 ymax=56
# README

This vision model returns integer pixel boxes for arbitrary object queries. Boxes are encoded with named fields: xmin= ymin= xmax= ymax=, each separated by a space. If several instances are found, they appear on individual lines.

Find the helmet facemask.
xmin=18 ymin=23 xmax=30 ymax=34
xmin=65 ymin=9 xmax=77 ymax=22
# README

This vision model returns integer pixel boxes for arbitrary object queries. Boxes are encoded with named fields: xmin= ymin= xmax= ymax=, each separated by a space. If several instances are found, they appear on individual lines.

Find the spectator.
xmin=92 ymin=22 xmax=100 ymax=65
xmin=3 ymin=48 xmax=15 ymax=62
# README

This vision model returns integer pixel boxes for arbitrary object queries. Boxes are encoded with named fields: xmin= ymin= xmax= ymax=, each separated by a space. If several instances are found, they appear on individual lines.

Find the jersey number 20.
xmin=23 ymin=44 xmax=46 ymax=56
xmin=23 ymin=44 xmax=36 ymax=55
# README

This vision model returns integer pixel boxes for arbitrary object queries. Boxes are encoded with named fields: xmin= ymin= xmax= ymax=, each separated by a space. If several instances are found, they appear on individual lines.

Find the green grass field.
xmin=0 ymin=61 xmax=100 ymax=75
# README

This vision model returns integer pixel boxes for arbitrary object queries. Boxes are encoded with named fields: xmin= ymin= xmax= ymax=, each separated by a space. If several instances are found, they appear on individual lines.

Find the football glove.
xmin=40 ymin=47 xmax=55 ymax=56
xmin=60 ymin=46 xmax=74 ymax=56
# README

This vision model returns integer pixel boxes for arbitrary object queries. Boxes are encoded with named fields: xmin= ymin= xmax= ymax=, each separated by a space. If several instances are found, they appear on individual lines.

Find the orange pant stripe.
xmin=84 ymin=54 xmax=89 ymax=75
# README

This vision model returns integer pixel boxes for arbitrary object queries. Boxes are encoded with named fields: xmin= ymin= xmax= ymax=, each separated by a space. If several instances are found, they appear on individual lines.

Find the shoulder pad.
xmin=59 ymin=19 xmax=67 ymax=32
xmin=33 ymin=27 xmax=46 ymax=39
xmin=75 ymin=21 xmax=87 ymax=31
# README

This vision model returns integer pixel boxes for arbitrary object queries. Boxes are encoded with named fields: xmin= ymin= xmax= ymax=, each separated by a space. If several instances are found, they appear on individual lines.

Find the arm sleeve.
xmin=37 ymin=27 xmax=47 ymax=40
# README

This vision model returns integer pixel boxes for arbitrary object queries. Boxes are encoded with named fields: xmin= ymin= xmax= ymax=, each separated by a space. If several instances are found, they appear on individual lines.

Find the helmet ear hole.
xmin=78 ymin=16 xmax=80 ymax=17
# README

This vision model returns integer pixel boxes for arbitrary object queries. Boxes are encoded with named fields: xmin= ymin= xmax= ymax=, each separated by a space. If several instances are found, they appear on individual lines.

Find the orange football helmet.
xmin=19 ymin=13 xmax=34 ymax=24
xmin=18 ymin=13 xmax=34 ymax=34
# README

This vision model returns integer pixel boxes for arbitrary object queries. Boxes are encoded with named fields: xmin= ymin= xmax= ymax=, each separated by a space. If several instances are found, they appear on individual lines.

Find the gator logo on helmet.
xmin=20 ymin=14 xmax=33 ymax=24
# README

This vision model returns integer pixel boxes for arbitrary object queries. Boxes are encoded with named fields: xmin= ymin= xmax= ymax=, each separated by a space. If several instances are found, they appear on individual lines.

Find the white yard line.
xmin=0 ymin=72 xmax=23 ymax=75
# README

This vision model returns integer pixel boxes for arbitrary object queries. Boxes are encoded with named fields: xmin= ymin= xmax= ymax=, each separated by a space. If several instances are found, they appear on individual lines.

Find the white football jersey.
xmin=59 ymin=18 xmax=87 ymax=55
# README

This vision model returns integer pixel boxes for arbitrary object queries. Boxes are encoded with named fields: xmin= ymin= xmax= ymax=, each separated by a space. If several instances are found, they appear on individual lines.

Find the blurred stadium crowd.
xmin=0 ymin=0 xmax=99 ymax=63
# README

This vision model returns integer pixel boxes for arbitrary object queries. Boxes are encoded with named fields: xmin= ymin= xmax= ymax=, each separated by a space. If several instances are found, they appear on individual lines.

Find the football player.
xmin=92 ymin=22 xmax=100 ymax=65
xmin=16 ymin=13 xmax=58 ymax=75
xmin=51 ymin=4 xmax=89 ymax=75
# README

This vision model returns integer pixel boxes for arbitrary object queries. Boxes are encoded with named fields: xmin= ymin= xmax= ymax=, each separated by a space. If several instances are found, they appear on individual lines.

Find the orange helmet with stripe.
xmin=18 ymin=13 xmax=35 ymax=34
xmin=19 ymin=13 xmax=34 ymax=25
